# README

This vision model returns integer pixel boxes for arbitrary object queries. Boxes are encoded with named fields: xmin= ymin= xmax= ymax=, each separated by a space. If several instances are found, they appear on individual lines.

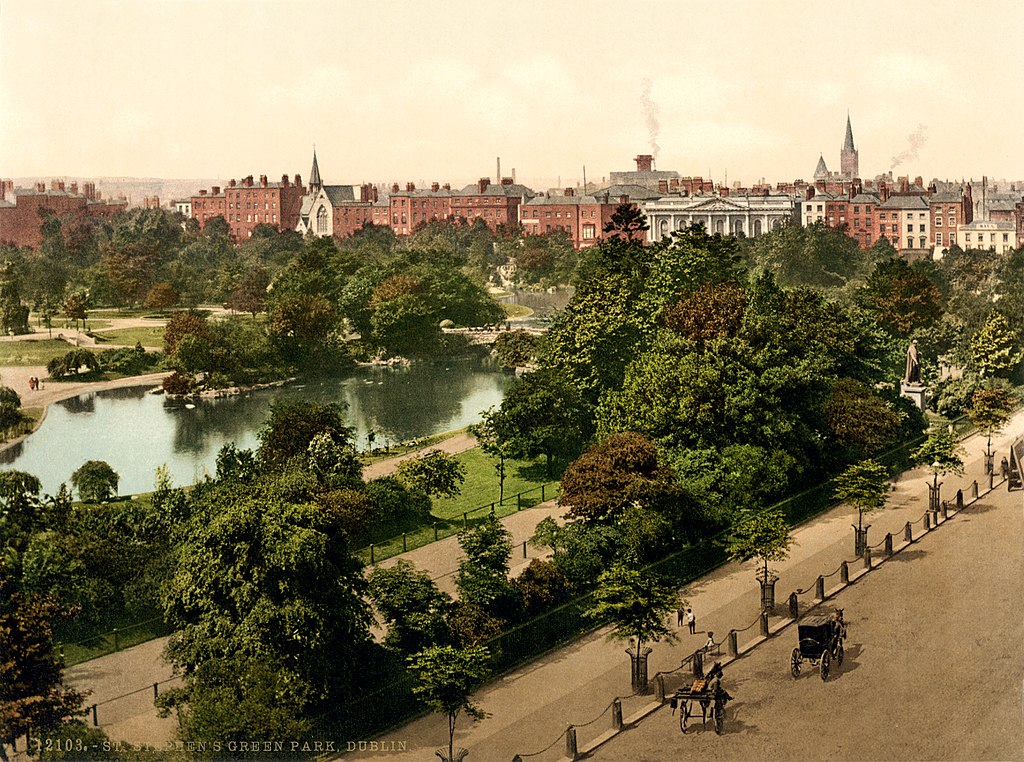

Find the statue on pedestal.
xmin=900 ymin=339 xmax=926 ymax=409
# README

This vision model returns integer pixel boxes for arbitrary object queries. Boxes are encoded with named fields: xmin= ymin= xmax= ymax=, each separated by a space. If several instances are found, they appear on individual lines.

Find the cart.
xmin=670 ymin=662 xmax=731 ymax=735
xmin=790 ymin=613 xmax=844 ymax=680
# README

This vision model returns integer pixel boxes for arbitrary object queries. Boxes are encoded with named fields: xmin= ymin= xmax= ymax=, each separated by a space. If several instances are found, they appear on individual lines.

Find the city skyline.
xmin=2 ymin=0 xmax=1023 ymax=189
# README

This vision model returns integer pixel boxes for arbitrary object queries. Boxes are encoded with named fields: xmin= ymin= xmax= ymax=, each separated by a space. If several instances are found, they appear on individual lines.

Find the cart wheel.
xmin=821 ymin=648 xmax=831 ymax=680
xmin=680 ymin=700 xmax=691 ymax=734
xmin=714 ymin=702 xmax=724 ymax=735
xmin=791 ymin=648 xmax=801 ymax=678
xmin=837 ymin=640 xmax=844 ymax=666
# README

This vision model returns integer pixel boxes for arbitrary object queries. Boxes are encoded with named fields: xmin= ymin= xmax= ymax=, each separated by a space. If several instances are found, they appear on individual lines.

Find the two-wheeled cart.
xmin=669 ymin=662 xmax=731 ymax=735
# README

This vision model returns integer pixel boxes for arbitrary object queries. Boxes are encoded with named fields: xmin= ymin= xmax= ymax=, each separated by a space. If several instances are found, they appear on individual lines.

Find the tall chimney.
xmin=635 ymin=155 xmax=654 ymax=172
xmin=478 ymin=177 xmax=490 ymax=194
xmin=497 ymin=157 xmax=501 ymax=185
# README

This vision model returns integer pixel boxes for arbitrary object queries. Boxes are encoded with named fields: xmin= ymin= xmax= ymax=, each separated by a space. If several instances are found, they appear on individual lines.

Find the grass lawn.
xmin=501 ymin=303 xmax=534 ymax=318
xmin=91 ymin=326 xmax=166 ymax=347
xmin=357 ymin=447 xmax=561 ymax=564
xmin=0 ymin=339 xmax=74 ymax=367
xmin=59 ymin=611 xmax=169 ymax=667
xmin=0 ymin=406 xmax=42 ymax=443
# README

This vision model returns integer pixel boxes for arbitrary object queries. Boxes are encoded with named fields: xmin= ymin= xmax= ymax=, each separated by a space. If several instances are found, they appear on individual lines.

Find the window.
xmin=582 ymin=224 xmax=595 ymax=239
xmin=316 ymin=207 xmax=328 ymax=234
xmin=891 ymin=224 xmax=898 ymax=232
xmin=879 ymin=224 xmax=885 ymax=233
xmin=937 ymin=232 xmax=943 ymax=244
xmin=907 ymin=224 xmax=914 ymax=233
xmin=1004 ymin=233 xmax=1010 ymax=242
xmin=919 ymin=225 xmax=925 ymax=232
xmin=966 ymin=233 xmax=972 ymax=242
xmin=936 ymin=217 xmax=943 ymax=226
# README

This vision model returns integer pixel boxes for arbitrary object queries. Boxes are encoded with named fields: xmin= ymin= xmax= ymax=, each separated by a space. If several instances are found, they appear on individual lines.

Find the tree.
xmin=70 ymin=460 xmax=120 ymax=502
xmin=0 ymin=561 xmax=86 ymax=750
xmin=494 ymin=368 xmax=590 ymax=476
xmin=455 ymin=515 xmax=516 ymax=618
xmin=226 ymin=265 xmax=270 ymax=318
xmin=395 ymin=451 xmax=466 ymax=499
xmin=0 ymin=385 xmax=23 ymax=431
xmin=100 ymin=241 xmax=161 ymax=307
xmin=162 ymin=310 xmax=212 ymax=355
xmin=0 ymin=470 xmax=44 ymax=552
xmin=367 ymin=560 xmax=452 ymax=654
xmin=857 ymin=258 xmax=943 ymax=337
xmin=968 ymin=385 xmax=1013 ymax=462
xmin=0 ymin=260 xmax=30 ymax=335
xmin=61 ymin=290 xmax=89 ymax=331
xmin=911 ymin=427 xmax=965 ymax=495
xmin=407 ymin=645 xmax=491 ymax=762
xmin=473 ymin=409 xmax=517 ymax=504
xmin=584 ymin=563 xmax=678 ymax=693
xmin=602 ymin=203 xmax=649 ymax=243
xmin=833 ymin=459 xmax=890 ymax=552
xmin=969 ymin=312 xmax=1023 ymax=380
xmin=493 ymin=330 xmax=542 ymax=369
xmin=558 ymin=432 xmax=677 ymax=526
xmin=257 ymin=401 xmax=356 ymax=472
xmin=726 ymin=507 xmax=793 ymax=591
xmin=821 ymin=378 xmax=906 ymax=458
xmin=143 ymin=282 xmax=178 ymax=311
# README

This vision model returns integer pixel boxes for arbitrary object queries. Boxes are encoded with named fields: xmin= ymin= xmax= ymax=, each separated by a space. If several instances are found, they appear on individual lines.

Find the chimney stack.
xmin=392 ymin=183 xmax=399 ymax=193
xmin=295 ymin=174 xmax=302 ymax=187
xmin=406 ymin=182 xmax=415 ymax=192
xmin=564 ymin=188 xmax=574 ymax=197
xmin=635 ymin=154 xmax=654 ymax=172
xmin=478 ymin=178 xmax=490 ymax=194
xmin=431 ymin=182 xmax=440 ymax=192
xmin=443 ymin=183 xmax=450 ymax=191
xmin=281 ymin=175 xmax=288 ymax=186
xmin=212 ymin=186 xmax=221 ymax=195
xmin=230 ymin=179 xmax=237 ymax=188
xmin=260 ymin=175 xmax=268 ymax=187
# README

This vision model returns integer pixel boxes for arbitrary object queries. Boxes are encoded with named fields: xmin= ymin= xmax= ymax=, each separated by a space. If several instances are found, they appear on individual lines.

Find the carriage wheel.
xmin=791 ymin=648 xmax=801 ymax=678
xmin=714 ymin=701 xmax=725 ymax=735
xmin=679 ymin=700 xmax=691 ymax=734
xmin=820 ymin=648 xmax=831 ymax=680
xmin=837 ymin=640 xmax=844 ymax=666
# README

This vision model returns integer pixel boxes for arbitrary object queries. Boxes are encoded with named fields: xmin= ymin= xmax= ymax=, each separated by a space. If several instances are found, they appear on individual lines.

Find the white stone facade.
xmin=642 ymin=194 xmax=796 ymax=242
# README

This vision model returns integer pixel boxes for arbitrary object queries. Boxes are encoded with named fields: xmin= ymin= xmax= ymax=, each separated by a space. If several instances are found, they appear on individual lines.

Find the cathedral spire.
xmin=309 ymin=147 xmax=322 ymax=193
xmin=843 ymin=113 xmax=855 ymax=151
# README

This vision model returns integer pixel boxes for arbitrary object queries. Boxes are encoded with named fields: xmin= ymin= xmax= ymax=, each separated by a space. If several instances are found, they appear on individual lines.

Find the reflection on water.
xmin=0 ymin=358 xmax=511 ymax=496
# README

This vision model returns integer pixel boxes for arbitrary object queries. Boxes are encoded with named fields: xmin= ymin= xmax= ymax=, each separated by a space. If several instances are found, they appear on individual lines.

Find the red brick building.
xmin=387 ymin=182 xmax=454 ymax=235
xmin=520 ymin=187 xmax=655 ymax=249
xmin=0 ymin=180 xmax=126 ymax=248
xmin=191 ymin=174 xmax=306 ymax=239
xmin=928 ymin=186 xmax=973 ymax=250
xmin=449 ymin=177 xmax=532 ymax=233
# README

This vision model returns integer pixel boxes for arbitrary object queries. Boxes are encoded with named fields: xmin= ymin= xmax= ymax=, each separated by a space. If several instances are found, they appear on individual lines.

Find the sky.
xmin=2 ymin=0 xmax=1023 ymax=190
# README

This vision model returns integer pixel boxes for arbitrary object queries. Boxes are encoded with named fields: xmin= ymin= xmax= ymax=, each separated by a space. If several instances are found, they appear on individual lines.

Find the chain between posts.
xmin=515 ymin=727 xmax=568 ymax=759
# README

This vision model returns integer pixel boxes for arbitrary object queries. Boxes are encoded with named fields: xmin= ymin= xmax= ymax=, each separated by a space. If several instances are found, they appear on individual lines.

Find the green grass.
xmin=0 ymin=406 xmax=42 ymax=442
xmin=360 ymin=427 xmax=469 ymax=465
xmin=91 ymin=326 xmax=166 ymax=347
xmin=58 ymin=611 xmax=169 ymax=667
xmin=356 ymin=447 xmax=560 ymax=564
xmin=0 ymin=339 xmax=75 ymax=366
xmin=501 ymin=303 xmax=534 ymax=318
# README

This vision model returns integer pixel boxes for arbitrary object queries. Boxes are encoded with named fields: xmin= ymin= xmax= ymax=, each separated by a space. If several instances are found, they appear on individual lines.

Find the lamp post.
xmin=928 ymin=460 xmax=942 ymax=512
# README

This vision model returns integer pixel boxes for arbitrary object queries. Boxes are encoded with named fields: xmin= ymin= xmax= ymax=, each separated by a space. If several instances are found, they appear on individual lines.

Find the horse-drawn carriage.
xmin=670 ymin=661 xmax=732 ymax=735
xmin=790 ymin=609 xmax=846 ymax=680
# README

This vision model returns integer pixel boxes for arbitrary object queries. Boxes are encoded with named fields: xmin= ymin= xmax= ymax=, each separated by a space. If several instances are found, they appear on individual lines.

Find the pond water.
xmin=0 ymin=358 xmax=513 ymax=496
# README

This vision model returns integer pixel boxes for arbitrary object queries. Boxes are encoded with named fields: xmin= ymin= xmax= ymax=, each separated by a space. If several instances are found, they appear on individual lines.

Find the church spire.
xmin=309 ymin=147 xmax=322 ymax=193
xmin=843 ymin=113 xmax=855 ymax=151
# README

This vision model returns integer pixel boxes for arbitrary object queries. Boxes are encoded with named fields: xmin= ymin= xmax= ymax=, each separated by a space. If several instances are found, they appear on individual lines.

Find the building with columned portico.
xmin=641 ymin=193 xmax=797 ymax=241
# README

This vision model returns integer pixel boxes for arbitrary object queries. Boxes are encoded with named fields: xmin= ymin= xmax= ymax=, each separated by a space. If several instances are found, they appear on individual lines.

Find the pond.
xmin=0 ymin=357 xmax=513 ymax=496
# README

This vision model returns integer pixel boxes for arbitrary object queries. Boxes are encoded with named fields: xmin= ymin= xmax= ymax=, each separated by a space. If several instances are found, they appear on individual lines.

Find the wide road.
xmin=595 ymin=480 xmax=1024 ymax=762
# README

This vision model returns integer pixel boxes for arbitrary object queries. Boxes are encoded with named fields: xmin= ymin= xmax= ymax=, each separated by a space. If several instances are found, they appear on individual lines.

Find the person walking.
xmin=686 ymin=607 xmax=696 ymax=634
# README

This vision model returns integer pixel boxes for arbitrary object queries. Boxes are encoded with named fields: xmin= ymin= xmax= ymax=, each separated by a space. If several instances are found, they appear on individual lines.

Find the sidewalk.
xmin=348 ymin=409 xmax=1024 ymax=761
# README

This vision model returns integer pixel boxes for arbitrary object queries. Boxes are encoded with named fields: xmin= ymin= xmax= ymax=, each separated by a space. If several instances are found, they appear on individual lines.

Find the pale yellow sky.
xmin=1 ymin=0 xmax=1022 ymax=189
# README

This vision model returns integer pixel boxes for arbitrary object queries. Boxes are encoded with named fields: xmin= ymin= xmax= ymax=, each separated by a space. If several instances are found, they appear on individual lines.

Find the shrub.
xmin=162 ymin=372 xmax=193 ymax=395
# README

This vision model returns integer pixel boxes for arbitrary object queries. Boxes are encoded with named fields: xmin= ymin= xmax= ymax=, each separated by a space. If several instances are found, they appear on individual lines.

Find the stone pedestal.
xmin=900 ymin=382 xmax=927 ymax=410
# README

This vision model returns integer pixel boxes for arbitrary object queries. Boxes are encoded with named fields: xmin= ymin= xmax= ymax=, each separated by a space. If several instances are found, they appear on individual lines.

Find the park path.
xmin=361 ymin=431 xmax=480 ymax=480
xmin=26 ymin=410 xmax=1024 ymax=757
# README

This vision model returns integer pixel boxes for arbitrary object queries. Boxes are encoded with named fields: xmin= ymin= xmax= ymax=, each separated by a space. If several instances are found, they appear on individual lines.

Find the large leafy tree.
xmin=162 ymin=486 xmax=373 ymax=725
xmin=492 ymin=368 xmax=590 ymax=476
xmin=968 ymin=385 xmax=1014 ymax=461
xmin=395 ymin=451 xmax=466 ymax=500
xmin=857 ymin=258 xmax=943 ymax=337
xmin=368 ymin=560 xmax=452 ymax=654
xmin=454 ymin=515 xmax=515 ymax=618
xmin=0 ymin=561 xmax=86 ymax=747
xmin=70 ymin=460 xmax=120 ymax=503
xmin=257 ymin=401 xmax=357 ymax=473
xmin=969 ymin=311 xmax=1023 ymax=380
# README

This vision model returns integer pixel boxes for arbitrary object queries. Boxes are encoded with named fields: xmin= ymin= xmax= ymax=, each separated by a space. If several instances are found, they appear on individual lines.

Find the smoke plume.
xmin=890 ymin=124 xmax=928 ymax=170
xmin=640 ymin=79 xmax=661 ymax=159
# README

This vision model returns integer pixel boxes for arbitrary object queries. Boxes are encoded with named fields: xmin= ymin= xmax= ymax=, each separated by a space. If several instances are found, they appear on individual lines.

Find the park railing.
xmin=56 ymin=614 xmax=172 ymax=668
xmin=356 ymin=481 xmax=561 ymax=565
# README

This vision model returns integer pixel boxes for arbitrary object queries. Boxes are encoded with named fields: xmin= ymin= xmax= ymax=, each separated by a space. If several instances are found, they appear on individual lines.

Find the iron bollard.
xmin=370 ymin=544 xmax=375 ymax=563
xmin=541 ymin=484 xmax=545 ymax=501
xmin=612 ymin=696 xmax=624 ymax=728
xmin=91 ymin=704 xmax=98 ymax=726
xmin=788 ymin=592 xmax=799 ymax=619
xmin=990 ymin=471 xmax=994 ymax=491
xmin=113 ymin=628 xmax=119 ymax=652
xmin=434 ymin=523 xmax=439 ymax=541
xmin=517 ymin=493 xmax=522 ymax=511
xmin=655 ymin=674 xmax=666 ymax=703
xmin=956 ymin=489 xmax=964 ymax=511
xmin=863 ymin=547 xmax=872 ymax=569
xmin=972 ymin=480 xmax=979 ymax=498
xmin=565 ymin=726 xmax=578 ymax=761
xmin=463 ymin=512 xmax=468 ymax=528
xmin=905 ymin=521 xmax=913 ymax=542
xmin=153 ymin=682 xmax=159 ymax=701
xmin=815 ymin=575 xmax=825 ymax=600
xmin=885 ymin=533 xmax=893 ymax=556
xmin=728 ymin=630 xmax=738 ymax=656
xmin=841 ymin=561 xmax=850 ymax=584
xmin=692 ymin=649 xmax=704 ymax=677
xmin=402 ymin=533 xmax=407 ymax=552
xmin=941 ymin=501 xmax=948 ymax=520
xmin=923 ymin=513 xmax=931 ymax=530
xmin=760 ymin=611 xmax=769 ymax=636
xmin=490 ymin=502 xmax=495 ymax=516
xmin=522 ymin=541 xmax=527 ymax=559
